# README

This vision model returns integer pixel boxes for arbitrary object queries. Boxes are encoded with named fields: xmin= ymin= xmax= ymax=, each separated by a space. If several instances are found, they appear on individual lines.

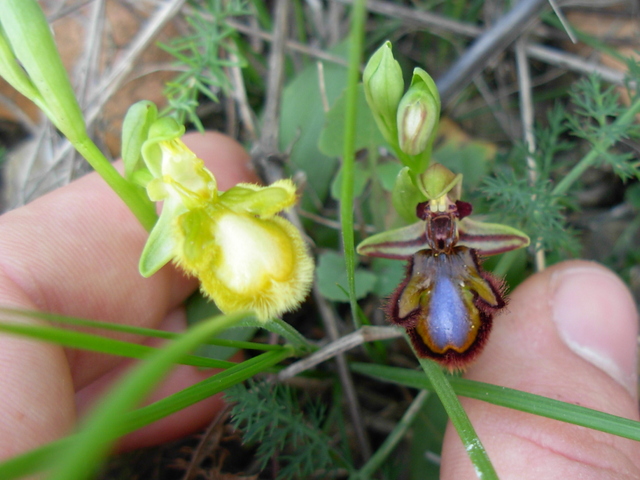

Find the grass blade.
xmin=0 ymin=348 xmax=292 ymax=480
xmin=47 ymin=312 xmax=249 ymax=480
xmin=352 ymin=363 xmax=640 ymax=441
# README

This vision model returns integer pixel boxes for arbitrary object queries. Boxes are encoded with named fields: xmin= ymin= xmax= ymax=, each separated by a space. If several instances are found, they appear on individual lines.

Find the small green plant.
xmin=226 ymin=381 xmax=351 ymax=479
xmin=160 ymin=0 xmax=251 ymax=130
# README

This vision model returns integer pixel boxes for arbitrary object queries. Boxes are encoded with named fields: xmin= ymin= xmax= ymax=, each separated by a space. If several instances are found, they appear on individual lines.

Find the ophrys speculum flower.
xmin=357 ymin=164 xmax=529 ymax=369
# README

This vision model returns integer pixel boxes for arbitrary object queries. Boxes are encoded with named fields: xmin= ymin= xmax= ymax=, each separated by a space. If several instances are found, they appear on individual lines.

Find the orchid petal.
xmin=457 ymin=217 xmax=530 ymax=256
xmin=219 ymin=179 xmax=297 ymax=218
xmin=357 ymin=221 xmax=429 ymax=259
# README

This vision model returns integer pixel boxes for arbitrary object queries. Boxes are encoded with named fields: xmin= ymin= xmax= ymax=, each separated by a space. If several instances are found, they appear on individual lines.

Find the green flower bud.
xmin=363 ymin=41 xmax=404 ymax=146
xmin=397 ymin=68 xmax=441 ymax=156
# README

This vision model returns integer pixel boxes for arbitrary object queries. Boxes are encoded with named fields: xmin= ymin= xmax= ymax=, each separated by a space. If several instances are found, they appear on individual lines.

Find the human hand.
xmin=441 ymin=261 xmax=640 ymax=478
xmin=0 ymin=132 xmax=257 ymax=460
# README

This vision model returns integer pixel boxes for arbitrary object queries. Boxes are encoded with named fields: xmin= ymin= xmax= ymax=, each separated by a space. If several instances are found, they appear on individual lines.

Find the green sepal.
xmin=139 ymin=202 xmax=181 ymax=277
xmin=122 ymin=101 xmax=158 ymax=180
xmin=458 ymin=218 xmax=530 ymax=255
xmin=418 ymin=163 xmax=463 ymax=201
xmin=392 ymin=166 xmax=427 ymax=223
xmin=141 ymin=117 xmax=186 ymax=178
xmin=357 ymin=221 xmax=427 ymax=259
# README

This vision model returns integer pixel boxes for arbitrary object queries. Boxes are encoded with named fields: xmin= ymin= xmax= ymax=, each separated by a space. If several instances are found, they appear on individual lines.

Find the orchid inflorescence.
xmin=359 ymin=43 xmax=530 ymax=369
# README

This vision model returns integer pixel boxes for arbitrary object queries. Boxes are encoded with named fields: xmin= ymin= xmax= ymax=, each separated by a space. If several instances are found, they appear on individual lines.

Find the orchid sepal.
xmin=458 ymin=217 xmax=530 ymax=255
xmin=356 ymin=221 xmax=428 ymax=259
xmin=139 ymin=201 xmax=182 ymax=277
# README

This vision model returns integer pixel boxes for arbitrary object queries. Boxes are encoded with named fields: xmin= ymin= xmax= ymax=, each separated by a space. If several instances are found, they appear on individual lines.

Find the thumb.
xmin=441 ymin=260 xmax=640 ymax=479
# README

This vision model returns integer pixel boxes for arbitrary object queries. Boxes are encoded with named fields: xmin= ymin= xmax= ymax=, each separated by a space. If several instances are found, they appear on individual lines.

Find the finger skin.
xmin=440 ymin=260 xmax=640 ymax=479
xmin=0 ymin=131 xmax=256 ymax=459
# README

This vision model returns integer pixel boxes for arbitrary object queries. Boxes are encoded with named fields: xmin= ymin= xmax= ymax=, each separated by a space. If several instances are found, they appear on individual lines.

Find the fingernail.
xmin=551 ymin=266 xmax=638 ymax=396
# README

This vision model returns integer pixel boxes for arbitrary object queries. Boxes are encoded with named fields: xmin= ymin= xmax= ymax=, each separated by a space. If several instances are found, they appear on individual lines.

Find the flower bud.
xmin=397 ymin=68 xmax=441 ymax=156
xmin=363 ymin=41 xmax=404 ymax=146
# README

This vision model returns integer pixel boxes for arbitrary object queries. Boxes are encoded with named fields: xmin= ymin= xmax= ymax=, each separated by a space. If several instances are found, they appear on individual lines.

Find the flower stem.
xmin=74 ymin=137 xmax=157 ymax=230
xmin=417 ymin=355 xmax=498 ymax=480
xmin=340 ymin=0 xmax=367 ymax=328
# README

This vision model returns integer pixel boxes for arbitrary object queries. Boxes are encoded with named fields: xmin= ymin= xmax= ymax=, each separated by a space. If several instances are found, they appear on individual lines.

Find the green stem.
xmin=417 ymin=356 xmax=498 ymax=480
xmin=552 ymin=95 xmax=640 ymax=196
xmin=74 ymin=137 xmax=157 ymax=230
xmin=353 ymin=390 xmax=429 ymax=479
xmin=340 ymin=0 xmax=367 ymax=329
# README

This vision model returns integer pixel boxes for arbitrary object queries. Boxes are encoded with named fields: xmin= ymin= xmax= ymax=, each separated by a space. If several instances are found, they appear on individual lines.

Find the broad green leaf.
xmin=371 ymin=257 xmax=406 ymax=297
xmin=376 ymin=161 xmax=403 ymax=192
xmin=330 ymin=161 xmax=370 ymax=200
xmin=316 ymin=251 xmax=377 ymax=302
xmin=318 ymin=84 xmax=383 ymax=157
xmin=279 ymin=46 xmax=348 ymax=204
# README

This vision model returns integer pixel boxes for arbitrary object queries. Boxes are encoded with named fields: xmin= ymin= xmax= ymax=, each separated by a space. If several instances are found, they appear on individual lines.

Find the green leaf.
xmin=186 ymin=292 xmax=257 ymax=360
xmin=279 ymin=45 xmax=348 ymax=203
xmin=352 ymin=363 xmax=640 ymax=442
xmin=0 ymin=349 xmax=293 ymax=480
xmin=316 ymin=251 xmax=377 ymax=302
xmin=376 ymin=161 xmax=403 ymax=192
xmin=318 ymin=84 xmax=383 ymax=157
xmin=0 ymin=0 xmax=86 ymax=142
xmin=409 ymin=394 xmax=447 ymax=479
xmin=330 ymin=161 xmax=371 ymax=200
xmin=0 ymin=320 xmax=234 ymax=370
xmin=47 ymin=312 xmax=249 ymax=480
xmin=370 ymin=258 xmax=406 ymax=297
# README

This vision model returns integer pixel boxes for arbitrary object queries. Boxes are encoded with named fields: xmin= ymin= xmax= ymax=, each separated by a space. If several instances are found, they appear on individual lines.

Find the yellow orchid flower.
xmin=135 ymin=115 xmax=313 ymax=321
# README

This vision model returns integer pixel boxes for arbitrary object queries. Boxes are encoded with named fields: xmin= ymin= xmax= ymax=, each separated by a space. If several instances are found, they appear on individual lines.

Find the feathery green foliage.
xmin=226 ymin=381 xmax=349 ymax=479
xmin=160 ymin=0 xmax=251 ymax=130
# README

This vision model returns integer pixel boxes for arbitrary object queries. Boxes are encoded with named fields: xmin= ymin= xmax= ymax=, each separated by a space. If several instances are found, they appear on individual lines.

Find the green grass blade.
xmin=0 ymin=320 xmax=235 ymax=369
xmin=121 ymin=348 xmax=294 ymax=432
xmin=0 ymin=439 xmax=66 ymax=480
xmin=0 ymin=349 xmax=292 ymax=480
xmin=340 ymin=0 xmax=367 ymax=329
xmin=417 ymin=358 xmax=498 ymax=480
xmin=46 ymin=312 xmax=249 ymax=480
xmin=352 ymin=363 xmax=640 ymax=441
xmin=235 ymin=316 xmax=315 ymax=353
xmin=353 ymin=390 xmax=429 ymax=479
xmin=0 ymin=307 xmax=284 ymax=352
